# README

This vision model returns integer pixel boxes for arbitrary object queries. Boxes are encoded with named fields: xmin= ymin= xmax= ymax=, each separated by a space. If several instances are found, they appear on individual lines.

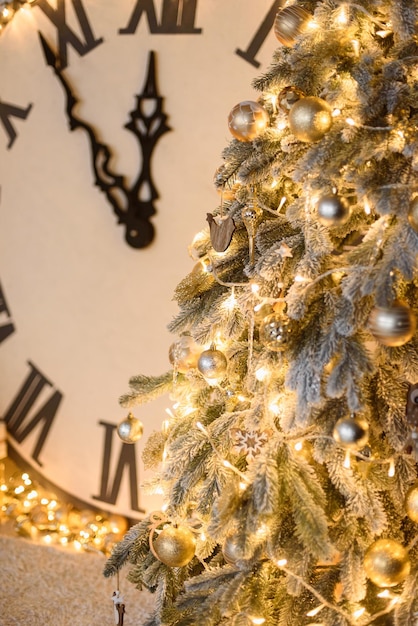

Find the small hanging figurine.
xmin=112 ymin=574 xmax=125 ymax=626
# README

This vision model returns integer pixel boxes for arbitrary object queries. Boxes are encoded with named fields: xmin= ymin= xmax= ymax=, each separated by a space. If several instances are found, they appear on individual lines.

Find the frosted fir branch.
xmin=119 ymin=372 xmax=174 ymax=408
xmin=103 ymin=519 xmax=150 ymax=577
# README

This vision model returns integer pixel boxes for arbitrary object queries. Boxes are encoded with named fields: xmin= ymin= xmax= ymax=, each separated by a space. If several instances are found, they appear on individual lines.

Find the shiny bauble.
xmin=405 ymin=484 xmax=418 ymax=522
xmin=274 ymin=5 xmax=311 ymax=46
xmin=228 ymin=101 xmax=270 ymax=142
xmin=259 ymin=313 xmax=292 ymax=352
xmin=288 ymin=96 xmax=333 ymax=142
xmin=407 ymin=196 xmax=418 ymax=232
xmin=332 ymin=416 xmax=369 ymax=450
xmin=369 ymin=302 xmax=416 ymax=347
xmin=277 ymin=86 xmax=305 ymax=113
xmin=317 ymin=194 xmax=351 ymax=226
xmin=169 ymin=335 xmax=199 ymax=373
xmin=197 ymin=349 xmax=228 ymax=380
xmin=222 ymin=534 xmax=248 ymax=565
xmin=364 ymin=538 xmax=410 ymax=587
xmin=153 ymin=525 xmax=196 ymax=567
xmin=117 ymin=412 xmax=144 ymax=443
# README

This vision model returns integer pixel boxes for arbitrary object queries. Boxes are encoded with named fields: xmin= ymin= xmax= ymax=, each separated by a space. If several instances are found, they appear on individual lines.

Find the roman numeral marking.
xmin=120 ymin=0 xmax=201 ymax=35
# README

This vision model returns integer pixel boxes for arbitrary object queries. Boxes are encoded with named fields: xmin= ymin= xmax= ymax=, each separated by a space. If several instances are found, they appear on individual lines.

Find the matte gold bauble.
xmin=169 ymin=335 xmax=199 ymax=373
xmin=277 ymin=85 xmax=305 ymax=113
xmin=317 ymin=194 xmax=351 ymax=226
xmin=407 ymin=197 xmax=418 ymax=232
xmin=364 ymin=538 xmax=410 ymax=587
xmin=197 ymin=348 xmax=228 ymax=380
xmin=405 ymin=484 xmax=418 ymax=522
xmin=259 ymin=313 xmax=292 ymax=352
xmin=153 ymin=525 xmax=196 ymax=567
xmin=228 ymin=101 xmax=270 ymax=142
xmin=274 ymin=5 xmax=311 ymax=46
xmin=117 ymin=412 xmax=144 ymax=443
xmin=288 ymin=96 xmax=333 ymax=142
xmin=369 ymin=301 xmax=416 ymax=347
xmin=332 ymin=416 xmax=369 ymax=450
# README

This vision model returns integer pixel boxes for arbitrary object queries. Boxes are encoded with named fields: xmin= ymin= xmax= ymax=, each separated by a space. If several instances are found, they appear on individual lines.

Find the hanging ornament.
xmin=407 ymin=197 xmax=418 ymax=232
xmin=152 ymin=524 xmax=196 ymax=567
xmin=206 ymin=213 xmax=236 ymax=252
xmin=259 ymin=313 xmax=292 ymax=352
xmin=169 ymin=335 xmax=199 ymax=373
xmin=288 ymin=96 xmax=333 ymax=142
xmin=242 ymin=200 xmax=263 ymax=265
xmin=405 ymin=484 xmax=418 ymax=522
xmin=369 ymin=301 xmax=416 ymax=347
xmin=222 ymin=533 xmax=248 ymax=565
xmin=273 ymin=5 xmax=312 ymax=46
xmin=197 ymin=348 xmax=228 ymax=381
xmin=317 ymin=194 xmax=351 ymax=226
xmin=228 ymin=101 xmax=270 ymax=142
xmin=232 ymin=428 xmax=271 ymax=462
xmin=117 ymin=413 xmax=144 ymax=443
xmin=332 ymin=416 xmax=369 ymax=450
xmin=277 ymin=86 xmax=305 ymax=113
xmin=364 ymin=538 xmax=410 ymax=587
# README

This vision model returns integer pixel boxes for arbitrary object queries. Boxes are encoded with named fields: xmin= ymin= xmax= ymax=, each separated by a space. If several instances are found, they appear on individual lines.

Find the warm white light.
xmin=200 ymin=532 xmax=206 ymax=541
xmin=307 ymin=604 xmax=325 ymax=617
xmin=352 ymin=608 xmax=365 ymax=619
xmin=154 ymin=485 xmax=164 ymax=495
xmin=251 ymin=618 xmax=266 ymax=625
xmin=377 ymin=590 xmax=391 ymax=598
xmin=196 ymin=421 xmax=207 ymax=434
xmin=278 ymin=196 xmax=287 ymax=211
xmin=223 ymin=291 xmax=237 ymax=311
xmin=364 ymin=198 xmax=371 ymax=215
xmin=336 ymin=5 xmax=348 ymax=25
xmin=294 ymin=441 xmax=303 ymax=452
xmin=43 ymin=534 xmax=52 ymax=544
xmin=388 ymin=458 xmax=395 ymax=477
xmin=251 ymin=283 xmax=260 ymax=294
xmin=255 ymin=367 xmax=269 ymax=382
xmin=277 ymin=558 xmax=288 ymax=567
xmin=239 ymin=481 xmax=248 ymax=491
xmin=332 ymin=108 xmax=341 ymax=117
xmin=307 ymin=18 xmax=318 ymax=29
xmin=346 ymin=118 xmax=356 ymax=127
xmin=269 ymin=401 xmax=280 ymax=414
xmin=271 ymin=179 xmax=278 ymax=189
xmin=343 ymin=450 xmax=351 ymax=469
xmin=276 ymin=119 xmax=287 ymax=130
xmin=294 ymin=274 xmax=310 ymax=283
xmin=351 ymin=39 xmax=360 ymax=55
xmin=14 ymin=485 xmax=25 ymax=495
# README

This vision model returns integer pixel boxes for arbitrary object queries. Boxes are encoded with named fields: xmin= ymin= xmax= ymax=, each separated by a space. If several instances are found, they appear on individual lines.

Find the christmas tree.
xmin=105 ymin=1 xmax=418 ymax=624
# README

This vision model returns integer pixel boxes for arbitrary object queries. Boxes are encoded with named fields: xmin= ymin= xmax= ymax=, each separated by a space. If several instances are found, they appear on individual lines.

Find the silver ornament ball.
xmin=117 ymin=413 xmax=144 ymax=443
xmin=197 ymin=349 xmax=228 ymax=380
xmin=317 ymin=194 xmax=351 ymax=226
xmin=369 ymin=302 xmax=416 ymax=347
xmin=228 ymin=101 xmax=270 ymax=142
xmin=333 ymin=416 xmax=369 ymax=450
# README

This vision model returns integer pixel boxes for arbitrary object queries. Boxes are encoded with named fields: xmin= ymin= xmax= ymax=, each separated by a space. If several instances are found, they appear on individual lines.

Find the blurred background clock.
xmin=0 ymin=0 xmax=279 ymax=519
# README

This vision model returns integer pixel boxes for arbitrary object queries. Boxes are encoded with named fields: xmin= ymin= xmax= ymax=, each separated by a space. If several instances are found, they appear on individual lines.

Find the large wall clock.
xmin=0 ymin=0 xmax=279 ymax=519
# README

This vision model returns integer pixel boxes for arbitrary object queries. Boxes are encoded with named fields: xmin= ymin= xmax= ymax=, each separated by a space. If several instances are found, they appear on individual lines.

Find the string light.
xmin=307 ymin=604 xmax=326 ymax=617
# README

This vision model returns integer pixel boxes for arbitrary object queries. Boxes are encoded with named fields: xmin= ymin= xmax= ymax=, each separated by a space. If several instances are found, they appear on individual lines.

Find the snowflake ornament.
xmin=231 ymin=428 xmax=271 ymax=462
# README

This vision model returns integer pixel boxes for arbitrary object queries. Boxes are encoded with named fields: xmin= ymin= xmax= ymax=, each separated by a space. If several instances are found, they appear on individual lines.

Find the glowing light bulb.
xmin=294 ymin=441 xmax=303 ymax=452
xmin=276 ymin=119 xmax=287 ymax=130
xmin=336 ymin=5 xmax=348 ymax=25
xmin=255 ymin=367 xmax=269 ymax=382
xmin=307 ymin=604 xmax=325 ymax=617
xmin=352 ymin=607 xmax=365 ymax=619
xmin=251 ymin=283 xmax=260 ymax=294
xmin=364 ymin=198 xmax=371 ymax=215
xmin=388 ymin=458 xmax=395 ymax=477
xmin=343 ymin=450 xmax=351 ymax=469
xmin=346 ymin=118 xmax=356 ymax=127
xmin=277 ymin=558 xmax=287 ymax=568
xmin=332 ymin=108 xmax=341 ymax=117
xmin=251 ymin=618 xmax=266 ymax=625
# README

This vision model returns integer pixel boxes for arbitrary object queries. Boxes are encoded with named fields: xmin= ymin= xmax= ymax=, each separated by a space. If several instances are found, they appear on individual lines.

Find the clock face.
xmin=0 ymin=0 xmax=279 ymax=518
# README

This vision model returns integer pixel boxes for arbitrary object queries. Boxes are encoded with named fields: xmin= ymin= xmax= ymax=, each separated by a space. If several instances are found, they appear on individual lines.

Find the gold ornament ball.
xmin=117 ymin=412 xmax=144 ymax=443
xmin=369 ymin=302 xmax=416 ymax=347
xmin=274 ymin=5 xmax=311 ymax=46
xmin=364 ymin=538 xmax=410 ymax=587
xmin=241 ymin=201 xmax=263 ymax=236
xmin=197 ymin=348 xmax=228 ymax=380
xmin=277 ymin=85 xmax=305 ymax=113
xmin=169 ymin=335 xmax=199 ymax=373
xmin=405 ymin=484 xmax=418 ymax=522
xmin=288 ymin=96 xmax=333 ymax=142
xmin=407 ymin=197 xmax=418 ymax=232
xmin=317 ymin=194 xmax=351 ymax=226
xmin=228 ymin=101 xmax=270 ymax=142
xmin=153 ymin=525 xmax=196 ymax=567
xmin=333 ymin=416 xmax=369 ymax=450
xmin=259 ymin=313 xmax=292 ymax=352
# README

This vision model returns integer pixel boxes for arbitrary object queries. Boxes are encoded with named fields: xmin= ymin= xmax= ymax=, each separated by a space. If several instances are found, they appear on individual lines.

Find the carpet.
xmin=0 ymin=532 xmax=155 ymax=626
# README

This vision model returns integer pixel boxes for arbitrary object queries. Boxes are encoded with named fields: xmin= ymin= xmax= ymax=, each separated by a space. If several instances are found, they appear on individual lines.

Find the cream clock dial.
xmin=0 ymin=0 xmax=279 ymax=519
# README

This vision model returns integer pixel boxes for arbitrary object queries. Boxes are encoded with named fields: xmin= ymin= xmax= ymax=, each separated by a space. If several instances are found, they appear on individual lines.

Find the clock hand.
xmin=39 ymin=33 xmax=170 ymax=249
